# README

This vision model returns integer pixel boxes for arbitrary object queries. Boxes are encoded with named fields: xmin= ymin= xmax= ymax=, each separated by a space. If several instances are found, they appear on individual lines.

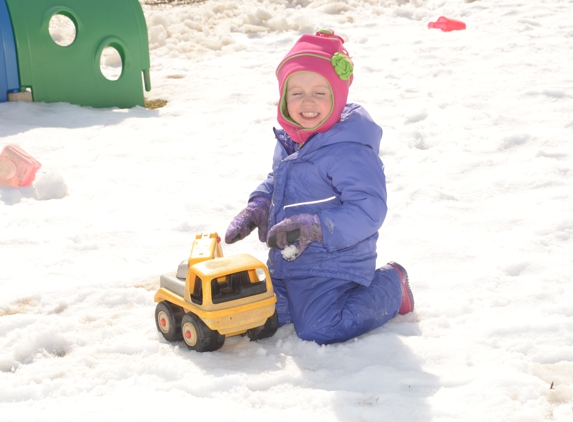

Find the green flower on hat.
xmin=331 ymin=53 xmax=353 ymax=80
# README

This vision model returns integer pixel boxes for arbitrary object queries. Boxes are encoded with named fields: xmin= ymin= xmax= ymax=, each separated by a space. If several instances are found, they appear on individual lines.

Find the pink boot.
xmin=389 ymin=262 xmax=414 ymax=315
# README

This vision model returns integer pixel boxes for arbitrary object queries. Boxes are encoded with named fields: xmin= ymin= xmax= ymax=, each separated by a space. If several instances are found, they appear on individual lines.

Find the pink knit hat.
xmin=276 ymin=29 xmax=354 ymax=143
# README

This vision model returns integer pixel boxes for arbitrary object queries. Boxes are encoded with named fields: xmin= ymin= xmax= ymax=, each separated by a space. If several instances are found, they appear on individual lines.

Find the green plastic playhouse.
xmin=5 ymin=0 xmax=150 ymax=108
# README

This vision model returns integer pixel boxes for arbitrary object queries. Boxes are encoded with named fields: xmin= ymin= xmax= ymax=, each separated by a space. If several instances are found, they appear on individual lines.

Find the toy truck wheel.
xmin=181 ymin=313 xmax=225 ymax=352
xmin=247 ymin=310 xmax=279 ymax=341
xmin=155 ymin=302 xmax=183 ymax=342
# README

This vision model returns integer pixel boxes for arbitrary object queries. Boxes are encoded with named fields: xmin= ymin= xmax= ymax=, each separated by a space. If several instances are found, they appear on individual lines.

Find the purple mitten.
xmin=267 ymin=213 xmax=323 ymax=260
xmin=225 ymin=197 xmax=271 ymax=244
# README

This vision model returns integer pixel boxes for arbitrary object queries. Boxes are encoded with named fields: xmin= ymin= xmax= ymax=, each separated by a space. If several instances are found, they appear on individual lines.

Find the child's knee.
xmin=293 ymin=316 xmax=348 ymax=345
xmin=294 ymin=323 xmax=331 ymax=344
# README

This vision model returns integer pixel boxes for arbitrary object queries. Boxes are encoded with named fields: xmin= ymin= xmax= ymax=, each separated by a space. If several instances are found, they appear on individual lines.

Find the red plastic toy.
xmin=0 ymin=145 xmax=41 ymax=187
xmin=428 ymin=16 xmax=466 ymax=32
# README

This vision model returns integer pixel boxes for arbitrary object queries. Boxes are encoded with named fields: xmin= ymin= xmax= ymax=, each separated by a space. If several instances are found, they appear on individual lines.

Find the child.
xmin=225 ymin=30 xmax=413 ymax=345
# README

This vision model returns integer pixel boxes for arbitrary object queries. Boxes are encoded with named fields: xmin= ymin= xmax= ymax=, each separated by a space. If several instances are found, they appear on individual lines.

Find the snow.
xmin=1 ymin=0 xmax=573 ymax=420
xmin=281 ymin=244 xmax=299 ymax=261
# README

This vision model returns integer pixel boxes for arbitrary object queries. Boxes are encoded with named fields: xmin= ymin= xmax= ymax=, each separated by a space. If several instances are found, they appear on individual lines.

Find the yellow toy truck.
xmin=154 ymin=232 xmax=278 ymax=352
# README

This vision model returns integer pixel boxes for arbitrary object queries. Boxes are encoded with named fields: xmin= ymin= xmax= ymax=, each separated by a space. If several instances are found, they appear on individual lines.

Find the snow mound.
xmin=142 ymin=0 xmax=434 ymax=60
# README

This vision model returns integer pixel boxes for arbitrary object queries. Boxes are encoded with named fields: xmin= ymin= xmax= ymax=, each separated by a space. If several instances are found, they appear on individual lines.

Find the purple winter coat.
xmin=250 ymin=104 xmax=387 ymax=286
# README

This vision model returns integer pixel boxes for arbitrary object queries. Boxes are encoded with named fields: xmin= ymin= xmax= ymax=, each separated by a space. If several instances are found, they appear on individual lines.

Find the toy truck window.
xmin=190 ymin=275 xmax=202 ymax=305
xmin=210 ymin=270 xmax=267 ymax=304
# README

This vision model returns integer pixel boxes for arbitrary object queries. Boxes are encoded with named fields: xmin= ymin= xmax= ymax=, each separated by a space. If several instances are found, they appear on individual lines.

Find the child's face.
xmin=285 ymin=72 xmax=332 ymax=129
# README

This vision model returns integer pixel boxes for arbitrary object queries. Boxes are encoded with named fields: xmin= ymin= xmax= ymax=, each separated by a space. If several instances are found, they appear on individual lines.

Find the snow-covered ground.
xmin=1 ymin=0 xmax=573 ymax=420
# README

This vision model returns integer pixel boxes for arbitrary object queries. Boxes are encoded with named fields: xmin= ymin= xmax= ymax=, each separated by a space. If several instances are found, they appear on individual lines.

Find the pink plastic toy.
xmin=428 ymin=16 xmax=466 ymax=32
xmin=0 ymin=145 xmax=41 ymax=187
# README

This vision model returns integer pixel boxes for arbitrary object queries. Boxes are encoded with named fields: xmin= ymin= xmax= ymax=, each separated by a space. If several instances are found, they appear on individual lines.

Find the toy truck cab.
xmin=154 ymin=233 xmax=278 ymax=352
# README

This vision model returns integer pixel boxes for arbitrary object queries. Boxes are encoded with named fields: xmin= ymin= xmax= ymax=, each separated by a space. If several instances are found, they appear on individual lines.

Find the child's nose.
xmin=302 ymin=94 xmax=314 ymax=103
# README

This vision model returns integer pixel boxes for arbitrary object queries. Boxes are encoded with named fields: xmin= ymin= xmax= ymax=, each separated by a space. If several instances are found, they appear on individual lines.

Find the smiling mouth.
xmin=301 ymin=112 xmax=319 ymax=118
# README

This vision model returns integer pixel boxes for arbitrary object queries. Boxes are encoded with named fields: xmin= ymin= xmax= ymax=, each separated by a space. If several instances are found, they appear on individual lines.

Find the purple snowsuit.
xmin=252 ymin=104 xmax=403 ymax=344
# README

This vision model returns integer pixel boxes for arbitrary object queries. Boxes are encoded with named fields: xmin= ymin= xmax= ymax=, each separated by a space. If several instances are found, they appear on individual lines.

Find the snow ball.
xmin=281 ymin=245 xmax=298 ymax=261
xmin=204 ymin=38 xmax=223 ymax=51
xmin=170 ymin=22 xmax=189 ymax=36
xmin=255 ymin=8 xmax=273 ymax=22
xmin=293 ymin=15 xmax=314 ymax=32
xmin=243 ymin=24 xmax=268 ymax=34
xmin=245 ymin=12 xmax=263 ymax=26
xmin=33 ymin=170 xmax=68 ymax=200
xmin=266 ymin=17 xmax=289 ymax=32
xmin=183 ymin=19 xmax=202 ymax=31
xmin=148 ymin=25 xmax=168 ymax=48
xmin=317 ymin=2 xmax=352 ymax=15
xmin=147 ymin=14 xmax=170 ymax=29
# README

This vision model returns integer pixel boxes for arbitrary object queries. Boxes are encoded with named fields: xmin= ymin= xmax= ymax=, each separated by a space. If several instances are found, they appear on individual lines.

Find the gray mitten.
xmin=225 ymin=197 xmax=270 ymax=243
xmin=267 ymin=213 xmax=322 ymax=260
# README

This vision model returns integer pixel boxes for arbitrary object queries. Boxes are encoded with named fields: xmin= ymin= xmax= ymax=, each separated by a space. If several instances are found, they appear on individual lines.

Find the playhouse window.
xmin=100 ymin=46 xmax=123 ymax=81
xmin=49 ymin=14 xmax=76 ymax=47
